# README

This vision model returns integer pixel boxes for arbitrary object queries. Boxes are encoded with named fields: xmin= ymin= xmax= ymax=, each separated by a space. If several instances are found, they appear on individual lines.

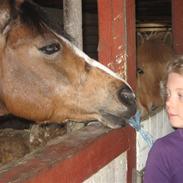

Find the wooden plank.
xmin=98 ymin=1 xmax=136 ymax=182
xmin=126 ymin=0 xmax=136 ymax=90
xmin=63 ymin=0 xmax=83 ymax=49
xmin=98 ymin=0 xmax=113 ymax=67
xmin=0 ymin=125 xmax=133 ymax=183
xmin=172 ymin=0 xmax=183 ymax=54
xmin=98 ymin=0 xmax=136 ymax=88
xmin=98 ymin=0 xmax=127 ymax=77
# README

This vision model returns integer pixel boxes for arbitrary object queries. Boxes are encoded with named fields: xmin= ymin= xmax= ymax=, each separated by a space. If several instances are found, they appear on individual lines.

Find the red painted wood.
xmin=172 ymin=0 xmax=183 ymax=54
xmin=0 ymin=125 xmax=133 ymax=183
xmin=127 ymin=127 xmax=136 ymax=183
xmin=126 ymin=0 xmax=136 ymax=90
xmin=98 ymin=0 xmax=136 ymax=88
xmin=98 ymin=0 xmax=136 ymax=182
xmin=98 ymin=1 xmax=113 ymax=67
xmin=98 ymin=0 xmax=127 ymax=76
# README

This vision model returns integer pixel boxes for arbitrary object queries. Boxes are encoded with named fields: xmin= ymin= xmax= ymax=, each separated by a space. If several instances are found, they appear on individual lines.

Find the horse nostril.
xmin=118 ymin=85 xmax=136 ymax=106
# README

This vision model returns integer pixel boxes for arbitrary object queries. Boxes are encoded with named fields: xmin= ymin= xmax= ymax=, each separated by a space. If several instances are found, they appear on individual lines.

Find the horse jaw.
xmin=99 ymin=115 xmax=127 ymax=129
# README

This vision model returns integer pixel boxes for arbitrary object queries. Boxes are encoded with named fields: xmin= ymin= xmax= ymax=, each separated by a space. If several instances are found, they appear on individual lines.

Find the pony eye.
xmin=39 ymin=43 xmax=60 ymax=55
xmin=137 ymin=67 xmax=144 ymax=75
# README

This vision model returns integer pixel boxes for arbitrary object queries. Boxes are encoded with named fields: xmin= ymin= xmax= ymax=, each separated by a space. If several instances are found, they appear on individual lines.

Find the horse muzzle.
xmin=99 ymin=85 xmax=137 ymax=129
xmin=118 ymin=85 xmax=137 ymax=115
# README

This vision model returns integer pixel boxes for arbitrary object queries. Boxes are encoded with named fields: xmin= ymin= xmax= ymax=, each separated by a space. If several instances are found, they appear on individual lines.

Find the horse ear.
xmin=0 ymin=0 xmax=25 ymax=35
xmin=0 ymin=1 xmax=11 ymax=35
xmin=136 ymin=32 xmax=144 ymax=47
xmin=0 ymin=0 xmax=27 ymax=34
xmin=163 ymin=31 xmax=173 ymax=47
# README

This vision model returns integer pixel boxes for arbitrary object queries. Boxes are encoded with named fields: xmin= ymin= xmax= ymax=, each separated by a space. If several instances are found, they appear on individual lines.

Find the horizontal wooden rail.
xmin=0 ymin=125 xmax=135 ymax=183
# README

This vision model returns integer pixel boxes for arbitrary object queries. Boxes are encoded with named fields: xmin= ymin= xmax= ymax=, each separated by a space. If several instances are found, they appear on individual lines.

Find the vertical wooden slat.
xmin=98 ymin=0 xmax=113 ymax=66
xmin=98 ymin=0 xmax=136 ymax=86
xmin=98 ymin=0 xmax=127 ymax=79
xmin=127 ymin=127 xmax=136 ymax=183
xmin=126 ymin=0 xmax=136 ymax=90
xmin=98 ymin=0 xmax=136 ymax=182
xmin=63 ymin=0 xmax=83 ymax=50
xmin=172 ymin=0 xmax=183 ymax=54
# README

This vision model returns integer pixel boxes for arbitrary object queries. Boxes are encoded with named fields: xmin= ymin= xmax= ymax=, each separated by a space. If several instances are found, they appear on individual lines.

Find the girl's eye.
xmin=178 ymin=93 xmax=183 ymax=101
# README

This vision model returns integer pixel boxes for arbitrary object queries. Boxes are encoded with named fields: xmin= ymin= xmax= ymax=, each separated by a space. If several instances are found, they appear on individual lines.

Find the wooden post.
xmin=63 ymin=0 xmax=85 ymax=132
xmin=98 ymin=0 xmax=136 ymax=89
xmin=63 ymin=0 xmax=83 ymax=50
xmin=126 ymin=0 xmax=136 ymax=90
xmin=98 ymin=0 xmax=136 ymax=182
xmin=172 ymin=0 xmax=183 ymax=54
xmin=98 ymin=0 xmax=127 ymax=79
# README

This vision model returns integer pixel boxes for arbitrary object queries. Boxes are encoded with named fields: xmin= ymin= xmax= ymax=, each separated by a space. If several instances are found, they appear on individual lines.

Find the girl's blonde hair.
xmin=166 ymin=56 xmax=183 ymax=76
xmin=161 ymin=56 xmax=183 ymax=101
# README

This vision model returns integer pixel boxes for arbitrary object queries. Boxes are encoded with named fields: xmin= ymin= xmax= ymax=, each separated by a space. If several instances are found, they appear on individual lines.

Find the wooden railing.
xmin=0 ymin=125 xmax=136 ymax=183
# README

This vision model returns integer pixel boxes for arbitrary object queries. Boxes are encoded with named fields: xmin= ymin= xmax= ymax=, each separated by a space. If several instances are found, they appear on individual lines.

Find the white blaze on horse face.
xmin=72 ymin=43 xmax=133 ymax=91
xmin=53 ymin=32 xmax=133 ymax=91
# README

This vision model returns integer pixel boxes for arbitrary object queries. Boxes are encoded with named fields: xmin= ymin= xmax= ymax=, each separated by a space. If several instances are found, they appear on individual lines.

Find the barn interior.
xmin=33 ymin=0 xmax=172 ymax=59
xmin=0 ymin=0 xmax=172 ymax=166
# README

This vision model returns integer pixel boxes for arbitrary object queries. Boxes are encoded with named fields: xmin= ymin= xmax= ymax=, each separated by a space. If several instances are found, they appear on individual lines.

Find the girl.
xmin=144 ymin=57 xmax=183 ymax=183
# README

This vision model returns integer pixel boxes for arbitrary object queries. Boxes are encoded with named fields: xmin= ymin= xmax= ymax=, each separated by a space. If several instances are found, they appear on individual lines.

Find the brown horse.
xmin=0 ymin=0 xmax=136 ymax=129
xmin=137 ymin=36 xmax=175 ymax=119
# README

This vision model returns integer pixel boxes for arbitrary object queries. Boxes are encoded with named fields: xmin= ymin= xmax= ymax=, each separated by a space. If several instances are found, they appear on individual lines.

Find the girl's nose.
xmin=166 ymin=96 xmax=175 ymax=109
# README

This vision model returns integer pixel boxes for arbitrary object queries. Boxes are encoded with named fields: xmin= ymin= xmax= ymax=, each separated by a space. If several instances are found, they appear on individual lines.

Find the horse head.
xmin=0 ymin=0 xmax=136 ymax=129
xmin=137 ymin=37 xmax=175 ymax=119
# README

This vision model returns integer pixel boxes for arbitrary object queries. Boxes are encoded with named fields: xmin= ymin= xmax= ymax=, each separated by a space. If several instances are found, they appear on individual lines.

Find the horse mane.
xmin=8 ymin=0 xmax=49 ymax=34
xmin=137 ymin=31 xmax=173 ymax=47
xmin=10 ymin=0 xmax=72 ymax=41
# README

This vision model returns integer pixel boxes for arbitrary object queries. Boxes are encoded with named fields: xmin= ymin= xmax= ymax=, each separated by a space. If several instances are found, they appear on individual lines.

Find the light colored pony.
xmin=137 ymin=32 xmax=175 ymax=119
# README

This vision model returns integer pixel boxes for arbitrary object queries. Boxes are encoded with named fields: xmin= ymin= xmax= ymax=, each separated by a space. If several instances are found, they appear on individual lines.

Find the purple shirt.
xmin=144 ymin=129 xmax=183 ymax=183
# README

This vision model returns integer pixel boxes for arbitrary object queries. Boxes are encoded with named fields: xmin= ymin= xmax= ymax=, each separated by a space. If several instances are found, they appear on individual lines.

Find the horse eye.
xmin=39 ymin=43 xmax=60 ymax=55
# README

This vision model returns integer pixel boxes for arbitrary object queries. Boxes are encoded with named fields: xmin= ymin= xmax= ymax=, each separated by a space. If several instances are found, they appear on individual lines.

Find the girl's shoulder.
xmin=152 ymin=129 xmax=183 ymax=153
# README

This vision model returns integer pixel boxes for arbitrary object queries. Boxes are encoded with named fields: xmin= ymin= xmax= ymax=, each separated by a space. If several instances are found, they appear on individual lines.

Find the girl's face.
xmin=166 ymin=72 xmax=183 ymax=128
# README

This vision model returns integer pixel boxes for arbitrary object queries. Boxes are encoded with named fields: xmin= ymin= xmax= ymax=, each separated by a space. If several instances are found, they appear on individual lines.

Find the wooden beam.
xmin=98 ymin=0 xmax=127 ymax=78
xmin=98 ymin=0 xmax=136 ymax=89
xmin=126 ymin=0 xmax=136 ymax=90
xmin=98 ymin=1 xmax=136 ymax=182
xmin=63 ymin=0 xmax=83 ymax=50
xmin=0 ymin=125 xmax=134 ymax=183
xmin=172 ymin=0 xmax=183 ymax=54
